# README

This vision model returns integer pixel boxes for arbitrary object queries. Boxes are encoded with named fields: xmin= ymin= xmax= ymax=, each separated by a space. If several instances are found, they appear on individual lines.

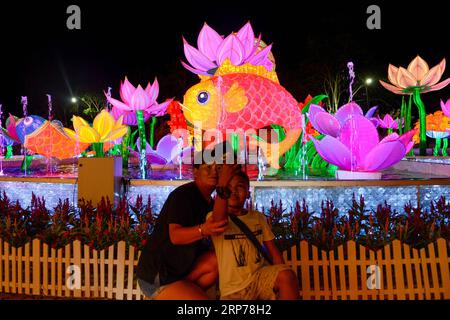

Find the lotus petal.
xmin=77 ymin=125 xmax=100 ymax=143
xmin=405 ymin=141 xmax=414 ymax=154
xmin=398 ymin=129 xmax=417 ymax=148
xmin=113 ymin=115 xmax=124 ymax=130
xmin=339 ymin=114 xmax=379 ymax=167
xmin=249 ymin=33 xmax=262 ymax=58
xmin=155 ymin=134 xmax=178 ymax=160
xmin=311 ymin=112 xmax=341 ymax=137
xmin=73 ymin=116 xmax=89 ymax=132
xmin=104 ymin=126 xmax=128 ymax=142
xmin=111 ymin=106 xmax=150 ymax=126
xmin=428 ymin=78 xmax=450 ymax=92
xmin=441 ymin=99 xmax=450 ymax=117
xmin=198 ymin=23 xmax=223 ymax=62
xmin=217 ymin=34 xmax=245 ymax=66
xmin=180 ymin=60 xmax=211 ymax=76
xmin=362 ymin=140 xmax=406 ymax=171
xmin=379 ymin=114 xmax=397 ymax=129
xmin=365 ymin=106 xmax=378 ymax=118
xmin=150 ymin=100 xmax=171 ymax=117
xmin=93 ymin=110 xmax=114 ymax=140
xmin=246 ymin=44 xmax=273 ymax=68
xmin=308 ymin=104 xmax=327 ymax=120
xmin=63 ymin=128 xmax=78 ymax=141
xmin=379 ymin=80 xmax=405 ymax=95
xmin=262 ymin=59 xmax=274 ymax=72
xmin=183 ymin=38 xmax=217 ymax=71
xmin=407 ymin=56 xmax=429 ymax=81
xmin=311 ymin=136 xmax=352 ymax=170
xmin=397 ymin=67 xmax=417 ymax=88
xmin=129 ymin=85 xmax=153 ymax=111
xmin=334 ymin=102 xmax=363 ymax=125
xmin=420 ymin=63 xmax=443 ymax=87
xmin=388 ymin=64 xmax=400 ymax=86
xmin=120 ymin=77 xmax=136 ymax=105
xmin=146 ymin=78 xmax=159 ymax=103
xmin=380 ymin=132 xmax=400 ymax=144
xmin=236 ymin=22 xmax=256 ymax=59
xmin=106 ymin=95 xmax=132 ymax=111
xmin=370 ymin=117 xmax=380 ymax=127
xmin=146 ymin=152 xmax=168 ymax=165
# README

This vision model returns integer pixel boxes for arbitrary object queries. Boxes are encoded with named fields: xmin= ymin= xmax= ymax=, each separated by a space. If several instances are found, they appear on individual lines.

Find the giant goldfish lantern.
xmin=180 ymin=22 xmax=302 ymax=169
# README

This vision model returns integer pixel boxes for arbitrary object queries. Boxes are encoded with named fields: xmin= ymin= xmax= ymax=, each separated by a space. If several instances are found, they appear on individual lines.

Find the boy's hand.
xmin=216 ymin=164 xmax=242 ymax=187
xmin=202 ymin=216 xmax=228 ymax=236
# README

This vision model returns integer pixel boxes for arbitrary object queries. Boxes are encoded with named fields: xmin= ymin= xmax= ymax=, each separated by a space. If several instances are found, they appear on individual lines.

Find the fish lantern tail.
xmin=251 ymin=128 xmax=302 ymax=169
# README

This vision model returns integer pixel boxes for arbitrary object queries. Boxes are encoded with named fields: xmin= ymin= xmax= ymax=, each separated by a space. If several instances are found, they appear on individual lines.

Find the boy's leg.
xmin=154 ymin=280 xmax=209 ymax=300
xmin=273 ymin=269 xmax=300 ymax=300
xmin=185 ymin=250 xmax=218 ymax=290
xmin=251 ymin=265 xmax=299 ymax=300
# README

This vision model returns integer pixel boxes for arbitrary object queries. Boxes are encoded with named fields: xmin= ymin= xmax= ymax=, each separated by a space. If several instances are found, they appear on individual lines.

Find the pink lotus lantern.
xmin=181 ymin=22 xmax=274 ymax=76
xmin=307 ymin=102 xmax=378 ymax=137
xmin=308 ymin=102 xmax=416 ymax=180
xmin=379 ymin=56 xmax=450 ymax=155
xmin=441 ymin=99 xmax=450 ymax=118
xmin=106 ymin=77 xmax=170 ymax=125
xmin=106 ymin=77 xmax=172 ymax=178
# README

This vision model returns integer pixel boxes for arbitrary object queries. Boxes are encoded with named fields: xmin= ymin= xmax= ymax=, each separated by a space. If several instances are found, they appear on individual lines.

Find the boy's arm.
xmin=263 ymin=239 xmax=285 ymax=265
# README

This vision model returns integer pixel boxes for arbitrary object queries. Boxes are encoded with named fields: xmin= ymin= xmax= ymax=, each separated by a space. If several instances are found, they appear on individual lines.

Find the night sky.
xmin=0 ymin=0 xmax=449 ymax=125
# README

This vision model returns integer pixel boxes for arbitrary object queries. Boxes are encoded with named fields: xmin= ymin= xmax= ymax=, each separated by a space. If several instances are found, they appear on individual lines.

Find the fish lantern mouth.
xmin=23 ymin=117 xmax=34 ymax=126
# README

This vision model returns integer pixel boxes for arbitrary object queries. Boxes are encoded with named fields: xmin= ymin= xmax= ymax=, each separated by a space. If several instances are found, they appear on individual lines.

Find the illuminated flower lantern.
xmin=307 ymin=102 xmax=378 ymax=138
xmin=64 ymin=110 xmax=128 ymax=157
xmin=106 ymin=77 xmax=171 ymax=178
xmin=412 ymin=110 xmax=450 ymax=156
xmin=181 ymin=23 xmax=303 ymax=169
xmin=377 ymin=114 xmax=402 ymax=134
xmin=131 ymin=134 xmax=193 ymax=165
xmin=181 ymin=22 xmax=275 ymax=76
xmin=7 ymin=114 xmax=90 ymax=160
xmin=379 ymin=56 xmax=450 ymax=155
xmin=308 ymin=102 xmax=416 ymax=179
xmin=442 ymin=99 xmax=450 ymax=122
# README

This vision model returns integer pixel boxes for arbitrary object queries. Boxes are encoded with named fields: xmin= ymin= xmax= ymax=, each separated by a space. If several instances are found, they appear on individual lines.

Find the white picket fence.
xmin=0 ymin=238 xmax=449 ymax=300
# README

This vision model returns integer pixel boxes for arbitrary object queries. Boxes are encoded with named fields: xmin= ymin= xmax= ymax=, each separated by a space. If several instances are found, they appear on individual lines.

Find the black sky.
xmin=0 ymin=0 xmax=449 ymax=123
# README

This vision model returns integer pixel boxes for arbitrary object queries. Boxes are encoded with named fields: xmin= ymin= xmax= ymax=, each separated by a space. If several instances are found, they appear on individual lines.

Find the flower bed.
xmin=0 ymin=191 xmax=448 ymax=252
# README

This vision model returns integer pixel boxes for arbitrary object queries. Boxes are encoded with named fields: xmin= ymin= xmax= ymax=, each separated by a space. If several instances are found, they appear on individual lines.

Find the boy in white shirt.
xmin=207 ymin=168 xmax=299 ymax=300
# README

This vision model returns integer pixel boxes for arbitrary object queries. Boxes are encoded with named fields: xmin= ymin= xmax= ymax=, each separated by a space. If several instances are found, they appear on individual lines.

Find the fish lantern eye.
xmin=23 ymin=117 xmax=34 ymax=126
xmin=197 ymin=91 xmax=210 ymax=105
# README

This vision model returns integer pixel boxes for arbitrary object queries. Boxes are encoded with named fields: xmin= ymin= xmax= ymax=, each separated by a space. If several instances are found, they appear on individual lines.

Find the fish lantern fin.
xmin=224 ymin=82 xmax=249 ymax=113
xmin=216 ymin=59 xmax=279 ymax=84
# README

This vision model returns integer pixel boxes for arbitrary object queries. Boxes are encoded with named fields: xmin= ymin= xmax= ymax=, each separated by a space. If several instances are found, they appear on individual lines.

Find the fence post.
xmin=116 ymin=241 xmax=126 ymax=300
xmin=73 ymin=240 xmax=82 ymax=298
xmin=32 ymin=239 xmax=41 ymax=295
xmin=436 ymin=239 xmax=450 ymax=299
